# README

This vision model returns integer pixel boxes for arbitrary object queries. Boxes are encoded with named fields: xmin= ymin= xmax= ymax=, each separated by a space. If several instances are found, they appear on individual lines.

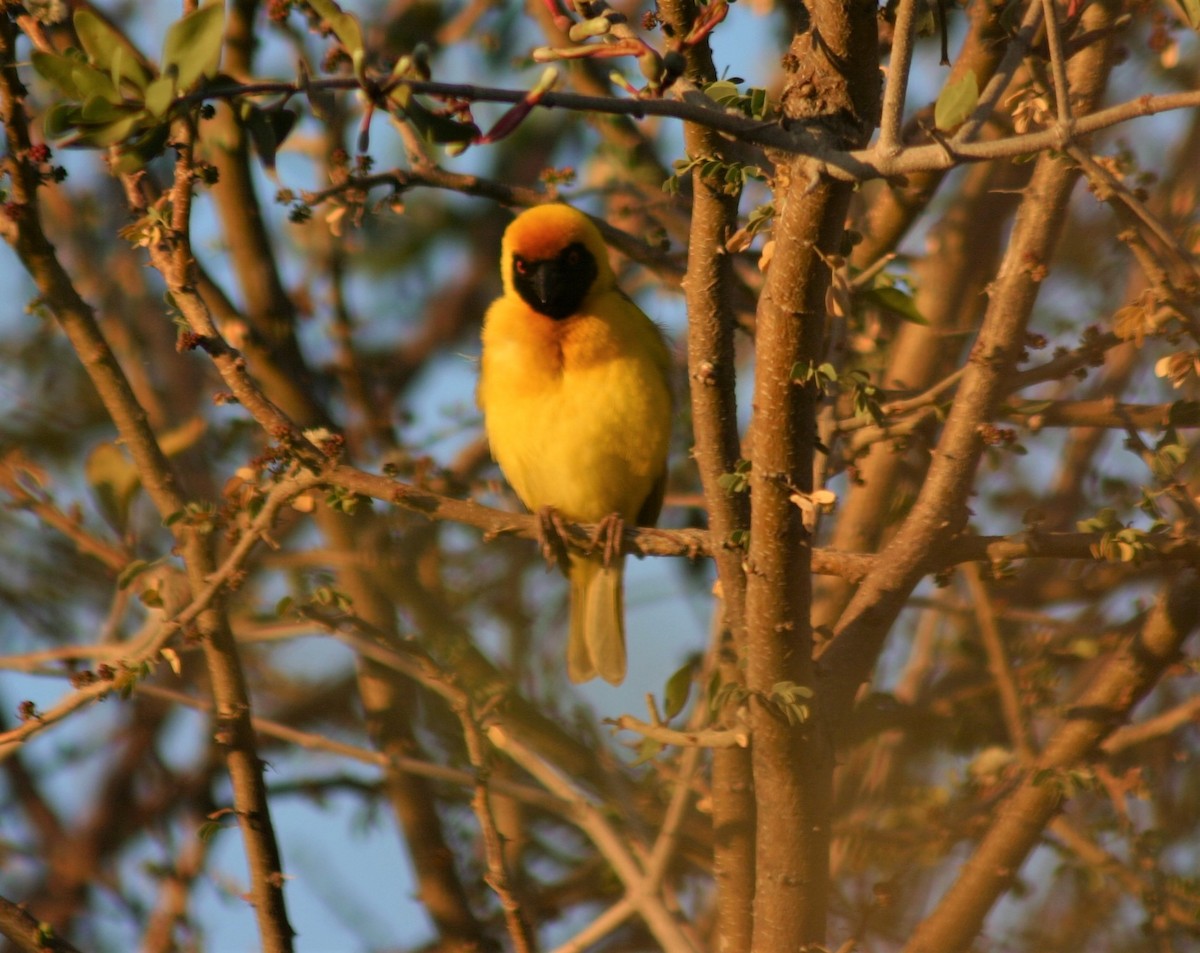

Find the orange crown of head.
xmin=500 ymin=205 xmax=614 ymax=297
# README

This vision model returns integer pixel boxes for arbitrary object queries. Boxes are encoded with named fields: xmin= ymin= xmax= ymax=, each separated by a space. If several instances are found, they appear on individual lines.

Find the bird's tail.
xmin=567 ymin=554 xmax=626 ymax=685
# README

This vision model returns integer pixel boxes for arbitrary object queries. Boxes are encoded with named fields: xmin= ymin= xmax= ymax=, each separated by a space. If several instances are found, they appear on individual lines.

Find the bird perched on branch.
xmin=479 ymin=204 xmax=672 ymax=685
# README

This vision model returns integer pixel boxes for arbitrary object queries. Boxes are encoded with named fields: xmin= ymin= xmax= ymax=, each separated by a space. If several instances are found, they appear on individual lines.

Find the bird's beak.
xmin=526 ymin=261 xmax=560 ymax=313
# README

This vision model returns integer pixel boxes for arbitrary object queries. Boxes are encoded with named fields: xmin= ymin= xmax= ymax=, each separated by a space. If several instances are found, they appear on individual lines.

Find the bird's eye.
xmin=565 ymin=248 xmax=581 ymax=265
xmin=514 ymin=258 xmax=529 ymax=275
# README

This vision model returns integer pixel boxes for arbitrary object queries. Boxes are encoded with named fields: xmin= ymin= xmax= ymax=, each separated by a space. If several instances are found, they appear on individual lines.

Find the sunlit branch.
xmin=878 ymin=0 xmax=920 ymax=155
xmin=487 ymin=726 xmax=699 ymax=953
xmin=136 ymin=685 xmax=568 ymax=814
xmin=186 ymin=76 xmax=1200 ymax=181
xmin=609 ymin=715 xmax=747 ymax=749
xmin=0 ymin=472 xmax=317 ymax=757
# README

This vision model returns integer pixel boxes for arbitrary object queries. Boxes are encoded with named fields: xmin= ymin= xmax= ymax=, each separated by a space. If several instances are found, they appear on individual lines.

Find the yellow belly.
xmin=480 ymin=293 xmax=671 ymax=524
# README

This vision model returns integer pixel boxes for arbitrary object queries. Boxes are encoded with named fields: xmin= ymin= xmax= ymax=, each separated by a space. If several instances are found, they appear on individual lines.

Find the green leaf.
xmin=79 ymin=111 xmax=147 ymax=148
xmin=116 ymin=559 xmax=151 ymax=591
xmin=139 ymin=587 xmax=164 ymax=608
xmin=109 ymin=45 xmax=153 ymax=95
xmin=162 ymin=2 xmax=225 ymax=92
xmin=863 ymin=285 xmax=929 ymax=325
xmin=31 ymin=50 xmax=124 ymax=105
xmin=748 ymin=86 xmax=767 ymax=119
xmin=111 ymin=125 xmax=171 ymax=174
xmin=85 ymin=442 xmax=141 ymax=532
xmin=1180 ymin=0 xmax=1200 ymax=29
xmin=197 ymin=820 xmax=223 ymax=843
xmin=934 ymin=72 xmax=979 ymax=132
xmin=71 ymin=62 xmax=123 ymax=104
xmin=631 ymin=737 xmax=664 ymax=766
xmin=663 ymin=660 xmax=696 ymax=721
xmin=80 ymin=93 xmax=127 ymax=123
xmin=32 ymin=50 xmax=89 ymax=99
xmin=144 ymin=76 xmax=176 ymax=118
xmin=44 ymin=101 xmax=82 ymax=139
xmin=74 ymin=8 xmax=153 ymax=91
xmin=395 ymin=96 xmax=479 ymax=146
xmin=307 ymin=0 xmax=365 ymax=62
xmin=244 ymin=105 xmax=298 ymax=172
xmin=704 ymin=79 xmax=740 ymax=104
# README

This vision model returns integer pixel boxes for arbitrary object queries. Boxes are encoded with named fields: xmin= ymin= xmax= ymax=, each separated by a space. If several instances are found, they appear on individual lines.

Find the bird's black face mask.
xmin=512 ymin=242 xmax=598 ymax=320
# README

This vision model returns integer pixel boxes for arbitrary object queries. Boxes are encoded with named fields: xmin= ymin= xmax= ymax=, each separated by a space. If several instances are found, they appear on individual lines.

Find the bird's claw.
xmin=535 ymin=506 xmax=572 ymax=574
xmin=591 ymin=513 xmax=626 ymax=567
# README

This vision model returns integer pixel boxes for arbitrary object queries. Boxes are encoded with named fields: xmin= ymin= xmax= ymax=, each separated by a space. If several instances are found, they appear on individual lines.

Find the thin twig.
xmin=1041 ymin=0 xmax=1075 ymax=133
xmin=963 ymin=563 xmax=1035 ymax=761
xmin=177 ymin=73 xmax=1200 ymax=181
xmin=879 ymin=0 xmax=920 ymax=155
xmin=610 ymin=716 xmax=747 ymax=749
xmin=135 ymin=685 xmax=568 ymax=813
xmin=956 ymin=0 xmax=1045 ymax=144
xmin=488 ymin=727 xmax=699 ymax=953
xmin=457 ymin=702 xmax=538 ymax=953
xmin=0 ymin=472 xmax=317 ymax=756
xmin=1102 ymin=695 xmax=1200 ymax=754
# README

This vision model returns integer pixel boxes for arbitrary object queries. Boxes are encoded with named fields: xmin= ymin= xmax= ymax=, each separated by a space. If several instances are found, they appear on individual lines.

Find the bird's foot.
xmin=591 ymin=513 xmax=626 ymax=568
xmin=535 ymin=506 xmax=571 ymax=574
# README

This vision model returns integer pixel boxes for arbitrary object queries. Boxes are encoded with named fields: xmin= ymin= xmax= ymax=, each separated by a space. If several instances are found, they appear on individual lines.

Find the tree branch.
xmin=904 ymin=571 xmax=1200 ymax=952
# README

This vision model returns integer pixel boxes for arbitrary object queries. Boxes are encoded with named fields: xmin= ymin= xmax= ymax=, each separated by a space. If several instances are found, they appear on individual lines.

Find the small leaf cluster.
xmin=1031 ymin=766 xmax=1101 ymax=798
xmin=742 ymin=201 xmax=775 ymax=239
xmin=709 ymin=678 xmax=748 ymax=716
xmin=765 ymin=681 xmax=813 ymax=726
xmin=324 ymin=485 xmax=366 ymax=515
xmin=718 ymin=459 xmax=752 ymax=494
xmin=34 ymin=4 xmax=225 ymax=173
xmin=791 ymin=362 xmax=886 ymax=425
xmin=703 ymin=79 xmax=773 ymax=121
xmin=385 ymin=50 xmax=481 ymax=153
xmin=1149 ymin=429 xmax=1188 ymax=482
xmin=664 ymin=154 xmax=765 ymax=196
xmin=1076 ymin=508 xmax=1169 ymax=564
xmin=163 ymin=501 xmax=220 ymax=535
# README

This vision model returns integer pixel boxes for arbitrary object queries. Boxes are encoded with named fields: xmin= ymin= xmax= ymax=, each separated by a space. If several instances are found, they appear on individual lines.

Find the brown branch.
xmin=819 ymin=157 xmax=1022 ymax=626
xmin=0 ymin=894 xmax=84 ymax=953
xmin=609 ymin=715 xmax=747 ymax=749
xmin=201 ymin=33 xmax=495 ymax=943
xmin=852 ymin=0 xmax=1019 ymax=266
xmin=0 ymin=73 xmax=296 ymax=949
xmin=303 ymin=165 xmax=687 ymax=286
xmin=319 ymin=461 xmax=1200 ymax=572
xmin=963 ymin=564 xmax=1035 ymax=761
xmin=136 ymin=684 xmax=568 ymax=814
xmin=457 ymin=701 xmax=538 ymax=953
xmin=656 ymin=0 xmax=755 ymax=946
xmin=1102 ymin=694 xmax=1200 ymax=754
xmin=0 ymin=454 xmax=130 ymax=572
xmin=487 ymin=726 xmax=699 ymax=953
xmin=182 ymin=65 xmax=1200 ymax=180
xmin=1004 ymin=398 xmax=1199 ymax=430
xmin=821 ymin=2 xmax=1119 ymax=733
xmin=742 ymin=2 xmax=879 ymax=945
xmin=1047 ymin=816 xmax=1200 ymax=932
xmin=903 ymin=571 xmax=1200 ymax=953
xmin=877 ymin=0 xmax=919 ymax=156
xmin=1041 ymin=0 xmax=1075 ymax=131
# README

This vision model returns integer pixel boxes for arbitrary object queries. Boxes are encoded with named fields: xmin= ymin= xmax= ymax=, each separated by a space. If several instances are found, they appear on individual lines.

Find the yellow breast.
xmin=479 ymin=290 xmax=671 ymax=524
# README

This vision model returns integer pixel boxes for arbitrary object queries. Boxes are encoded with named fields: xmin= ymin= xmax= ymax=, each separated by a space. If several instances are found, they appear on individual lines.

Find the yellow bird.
xmin=479 ymin=205 xmax=672 ymax=685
